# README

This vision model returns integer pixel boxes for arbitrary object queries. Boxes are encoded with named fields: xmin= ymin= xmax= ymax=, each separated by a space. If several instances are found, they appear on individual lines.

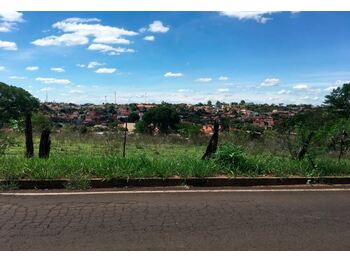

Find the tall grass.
xmin=1 ymin=131 xmax=349 ymax=180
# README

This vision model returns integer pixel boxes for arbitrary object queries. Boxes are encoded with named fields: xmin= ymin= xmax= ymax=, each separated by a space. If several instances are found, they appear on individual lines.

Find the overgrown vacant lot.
xmin=1 ymin=131 xmax=350 ymax=180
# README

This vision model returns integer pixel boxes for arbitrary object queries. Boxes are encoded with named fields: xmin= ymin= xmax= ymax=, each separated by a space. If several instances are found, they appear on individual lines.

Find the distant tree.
xmin=324 ymin=83 xmax=350 ymax=116
xmin=207 ymin=100 xmax=212 ymax=107
xmin=240 ymin=100 xmax=246 ymax=105
xmin=135 ymin=120 xmax=151 ymax=134
xmin=32 ymin=112 xmax=52 ymax=132
xmin=128 ymin=112 xmax=140 ymax=122
xmin=275 ymin=109 xmax=332 ymax=163
xmin=177 ymin=123 xmax=201 ymax=138
xmin=141 ymin=105 xmax=180 ymax=134
xmin=215 ymin=100 xmax=222 ymax=109
xmin=220 ymin=117 xmax=231 ymax=132
xmin=0 ymin=82 xmax=40 ymax=158
xmin=129 ymin=103 xmax=137 ymax=111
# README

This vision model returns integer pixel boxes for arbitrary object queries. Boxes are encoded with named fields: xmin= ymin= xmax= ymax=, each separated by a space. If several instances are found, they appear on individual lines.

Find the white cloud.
xmin=220 ymin=11 xmax=275 ymax=24
xmin=335 ymin=80 xmax=350 ymax=86
xmin=148 ymin=21 xmax=169 ymax=33
xmin=69 ymin=89 xmax=84 ymax=94
xmin=36 ymin=77 xmax=70 ymax=85
xmin=293 ymin=84 xmax=310 ymax=90
xmin=277 ymin=89 xmax=291 ymax=95
xmin=87 ymin=61 xmax=105 ymax=68
xmin=217 ymin=88 xmax=230 ymax=92
xmin=63 ymin=17 xmax=100 ymax=23
xmin=196 ymin=77 xmax=212 ymax=83
xmin=32 ymin=17 xmax=138 ymax=48
xmin=32 ymin=33 xmax=89 ymax=46
xmin=76 ymin=64 xmax=86 ymax=68
xmin=93 ymin=36 xmax=131 ymax=45
xmin=0 ymin=66 xmax=5 ymax=71
xmin=95 ymin=68 xmax=116 ymax=74
xmin=143 ymin=35 xmax=155 ymax=41
xmin=50 ymin=67 xmax=65 ymax=72
xmin=26 ymin=66 xmax=39 ymax=71
xmin=164 ymin=72 xmax=183 ymax=78
xmin=324 ymin=86 xmax=337 ymax=92
xmin=261 ymin=78 xmax=280 ymax=87
xmin=218 ymin=76 xmax=229 ymax=81
xmin=0 ymin=40 xmax=17 ymax=51
xmin=9 ymin=76 xmax=26 ymax=80
xmin=0 ymin=11 xmax=23 ymax=32
xmin=177 ymin=89 xmax=188 ymax=93
xmin=87 ymin=43 xmax=134 ymax=55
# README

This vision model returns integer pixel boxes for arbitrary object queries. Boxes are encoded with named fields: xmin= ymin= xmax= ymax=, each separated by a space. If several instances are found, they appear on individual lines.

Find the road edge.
xmin=1 ymin=176 xmax=350 ymax=190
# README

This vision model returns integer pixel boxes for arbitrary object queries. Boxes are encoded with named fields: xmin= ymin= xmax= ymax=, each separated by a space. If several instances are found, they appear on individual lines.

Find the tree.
xmin=32 ymin=112 xmax=52 ymax=132
xmin=207 ymin=100 xmax=212 ymax=107
xmin=324 ymin=83 xmax=350 ymax=116
xmin=0 ymin=82 xmax=40 ymax=157
xmin=128 ymin=112 xmax=140 ymax=122
xmin=275 ymin=109 xmax=330 ymax=162
xmin=177 ymin=123 xmax=201 ymax=138
xmin=141 ymin=105 xmax=180 ymax=134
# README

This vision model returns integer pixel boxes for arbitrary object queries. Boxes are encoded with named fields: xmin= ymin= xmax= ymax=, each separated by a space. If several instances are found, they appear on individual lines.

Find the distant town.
xmin=41 ymin=101 xmax=317 ymax=134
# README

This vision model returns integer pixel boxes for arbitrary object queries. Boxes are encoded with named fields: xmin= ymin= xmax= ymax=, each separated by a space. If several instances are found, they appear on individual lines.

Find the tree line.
xmin=1 ymin=81 xmax=350 ymax=162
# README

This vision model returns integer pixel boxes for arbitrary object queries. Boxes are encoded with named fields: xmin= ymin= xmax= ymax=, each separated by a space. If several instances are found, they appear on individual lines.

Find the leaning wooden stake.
xmin=202 ymin=119 xmax=219 ymax=160
xmin=338 ymin=129 xmax=348 ymax=162
xmin=122 ymin=118 xmax=128 ymax=158
xmin=24 ymin=113 xmax=34 ymax=158
xmin=39 ymin=128 xmax=51 ymax=159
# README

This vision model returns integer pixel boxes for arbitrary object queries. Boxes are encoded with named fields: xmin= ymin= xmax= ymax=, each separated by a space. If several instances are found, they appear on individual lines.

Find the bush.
xmin=214 ymin=144 xmax=248 ymax=170
xmin=0 ymin=133 xmax=17 ymax=155
xmin=177 ymin=123 xmax=201 ymax=138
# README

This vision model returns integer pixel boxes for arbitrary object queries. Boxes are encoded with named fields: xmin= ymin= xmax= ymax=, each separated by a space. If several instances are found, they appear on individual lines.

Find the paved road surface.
xmin=0 ymin=187 xmax=350 ymax=250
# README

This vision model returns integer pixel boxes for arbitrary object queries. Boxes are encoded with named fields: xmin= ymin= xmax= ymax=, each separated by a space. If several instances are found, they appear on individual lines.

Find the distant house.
xmin=84 ymin=111 xmax=99 ymax=124
xmin=252 ymin=116 xmax=274 ymax=129
xmin=117 ymin=122 xmax=136 ymax=133
xmin=201 ymin=124 xmax=221 ymax=135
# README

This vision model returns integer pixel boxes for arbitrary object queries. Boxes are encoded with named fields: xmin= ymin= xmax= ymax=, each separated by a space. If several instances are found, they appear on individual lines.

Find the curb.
xmin=1 ymin=176 xmax=350 ymax=190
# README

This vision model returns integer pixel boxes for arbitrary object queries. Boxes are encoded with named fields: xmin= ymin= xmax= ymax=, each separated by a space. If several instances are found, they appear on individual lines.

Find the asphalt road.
xmin=0 ymin=187 xmax=350 ymax=250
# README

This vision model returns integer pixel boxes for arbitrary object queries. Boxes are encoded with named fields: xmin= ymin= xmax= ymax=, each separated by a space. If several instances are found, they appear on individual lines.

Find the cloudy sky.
xmin=0 ymin=11 xmax=349 ymax=104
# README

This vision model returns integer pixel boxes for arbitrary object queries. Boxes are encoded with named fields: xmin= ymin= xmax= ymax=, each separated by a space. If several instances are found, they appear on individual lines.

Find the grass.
xmin=1 ymin=131 xmax=350 ymax=180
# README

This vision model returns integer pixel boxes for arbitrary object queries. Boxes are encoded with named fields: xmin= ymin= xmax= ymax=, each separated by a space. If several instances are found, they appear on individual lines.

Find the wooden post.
xmin=338 ymin=130 xmax=347 ymax=162
xmin=39 ymin=128 xmax=51 ymax=159
xmin=24 ymin=113 xmax=34 ymax=158
xmin=296 ymin=131 xmax=314 ymax=161
xmin=122 ymin=117 xmax=128 ymax=158
xmin=202 ymin=119 xmax=220 ymax=160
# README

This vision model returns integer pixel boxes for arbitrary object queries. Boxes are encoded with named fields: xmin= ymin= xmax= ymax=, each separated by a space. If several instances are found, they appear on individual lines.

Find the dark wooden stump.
xmin=296 ymin=131 xmax=314 ymax=161
xmin=24 ymin=113 xmax=34 ymax=158
xmin=39 ymin=128 xmax=51 ymax=159
xmin=202 ymin=120 xmax=219 ymax=160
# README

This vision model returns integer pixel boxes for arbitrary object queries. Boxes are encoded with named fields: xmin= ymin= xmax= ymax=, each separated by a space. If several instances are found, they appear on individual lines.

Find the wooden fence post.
xmin=39 ymin=128 xmax=51 ymax=158
xmin=122 ymin=118 xmax=128 ymax=158
xmin=202 ymin=119 xmax=220 ymax=160
xmin=24 ymin=113 xmax=34 ymax=158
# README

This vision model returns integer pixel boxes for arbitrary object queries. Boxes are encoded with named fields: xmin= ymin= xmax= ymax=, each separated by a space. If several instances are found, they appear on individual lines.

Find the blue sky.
xmin=0 ymin=11 xmax=350 ymax=104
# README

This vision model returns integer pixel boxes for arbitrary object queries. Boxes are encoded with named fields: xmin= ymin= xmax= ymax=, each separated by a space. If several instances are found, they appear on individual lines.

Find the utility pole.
xmin=114 ymin=91 xmax=117 ymax=105
xmin=45 ymin=89 xmax=48 ymax=103
xmin=122 ymin=117 xmax=128 ymax=158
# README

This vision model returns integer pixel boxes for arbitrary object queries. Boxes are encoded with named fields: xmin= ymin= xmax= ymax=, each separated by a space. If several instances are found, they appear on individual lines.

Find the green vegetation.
xmin=1 ymin=130 xmax=350 ymax=180
xmin=1 ymin=82 xmax=350 ymax=181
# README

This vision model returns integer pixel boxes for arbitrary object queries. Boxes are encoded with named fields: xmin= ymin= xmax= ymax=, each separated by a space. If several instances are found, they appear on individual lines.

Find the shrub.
xmin=0 ymin=133 xmax=17 ymax=155
xmin=214 ymin=144 xmax=248 ymax=170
